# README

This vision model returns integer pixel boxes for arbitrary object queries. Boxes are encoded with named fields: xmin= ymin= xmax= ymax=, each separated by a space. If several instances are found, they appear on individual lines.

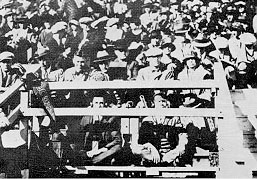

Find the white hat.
xmin=91 ymin=16 xmax=109 ymax=29
xmin=0 ymin=51 xmax=14 ymax=62
xmin=215 ymin=37 xmax=228 ymax=49
xmin=106 ymin=18 xmax=119 ymax=27
xmin=128 ymin=42 xmax=143 ymax=50
xmin=145 ymin=48 xmax=163 ymax=58
xmin=79 ymin=17 xmax=93 ymax=24
xmin=240 ymin=33 xmax=256 ymax=45
xmin=51 ymin=21 xmax=67 ymax=34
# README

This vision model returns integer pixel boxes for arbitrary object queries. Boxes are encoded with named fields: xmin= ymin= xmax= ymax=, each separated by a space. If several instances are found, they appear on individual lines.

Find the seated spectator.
xmin=178 ymin=51 xmax=213 ymax=102
xmin=131 ymin=92 xmax=198 ymax=166
xmin=159 ymin=41 xmax=183 ymax=80
xmin=0 ymin=51 xmax=25 ymax=92
xmin=137 ymin=47 xmax=163 ymax=80
xmin=88 ymin=50 xmax=113 ymax=81
xmin=79 ymin=92 xmax=122 ymax=165
xmin=34 ymin=49 xmax=63 ymax=82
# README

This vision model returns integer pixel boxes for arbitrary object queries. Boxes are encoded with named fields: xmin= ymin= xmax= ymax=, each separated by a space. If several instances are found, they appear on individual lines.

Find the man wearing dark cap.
xmin=137 ymin=47 xmax=163 ymax=80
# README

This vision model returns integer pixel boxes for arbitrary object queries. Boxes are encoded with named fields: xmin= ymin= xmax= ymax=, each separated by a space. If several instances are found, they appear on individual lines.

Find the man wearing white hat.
xmin=0 ymin=51 xmax=25 ymax=92
xmin=44 ymin=21 xmax=68 ymax=61
xmin=137 ymin=47 xmax=163 ymax=80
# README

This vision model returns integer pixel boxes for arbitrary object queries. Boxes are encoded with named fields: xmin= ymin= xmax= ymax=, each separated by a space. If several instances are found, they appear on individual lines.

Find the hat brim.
xmin=94 ymin=56 xmax=114 ymax=63
xmin=193 ymin=41 xmax=212 ymax=48
xmin=161 ymin=43 xmax=176 ymax=51
xmin=183 ymin=56 xmax=201 ymax=63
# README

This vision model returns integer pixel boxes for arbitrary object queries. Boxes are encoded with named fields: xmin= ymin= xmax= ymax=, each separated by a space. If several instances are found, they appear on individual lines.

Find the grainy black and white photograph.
xmin=0 ymin=0 xmax=257 ymax=178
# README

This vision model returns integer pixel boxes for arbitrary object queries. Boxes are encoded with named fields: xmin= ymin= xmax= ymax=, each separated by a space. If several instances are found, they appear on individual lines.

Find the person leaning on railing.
xmin=0 ymin=51 xmax=26 ymax=114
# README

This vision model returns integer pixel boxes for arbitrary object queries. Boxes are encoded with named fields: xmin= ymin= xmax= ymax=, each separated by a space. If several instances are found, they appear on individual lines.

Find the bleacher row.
xmin=0 ymin=61 xmax=256 ymax=178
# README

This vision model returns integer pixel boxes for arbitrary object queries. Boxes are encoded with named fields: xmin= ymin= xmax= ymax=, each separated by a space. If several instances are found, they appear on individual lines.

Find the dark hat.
xmin=13 ymin=16 xmax=28 ymax=24
xmin=41 ymin=14 xmax=55 ymax=23
xmin=160 ymin=42 xmax=176 ymax=51
xmin=114 ymin=39 xmax=128 ymax=51
xmin=150 ymin=30 xmax=161 ymax=39
xmin=142 ymin=3 xmax=153 ymax=9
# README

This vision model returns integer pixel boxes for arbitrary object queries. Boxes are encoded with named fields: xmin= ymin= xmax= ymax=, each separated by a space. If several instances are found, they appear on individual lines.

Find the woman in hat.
xmin=88 ymin=50 xmax=112 ymax=81
xmin=178 ymin=51 xmax=212 ymax=103
xmin=65 ymin=19 xmax=83 ymax=58
xmin=178 ymin=51 xmax=212 ymax=81
xmin=159 ymin=41 xmax=183 ymax=80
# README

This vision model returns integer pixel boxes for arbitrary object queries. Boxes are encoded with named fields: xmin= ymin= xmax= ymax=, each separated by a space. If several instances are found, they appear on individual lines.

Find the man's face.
xmin=70 ymin=24 xmax=77 ymax=31
xmin=148 ymin=56 xmax=161 ymax=67
xmin=73 ymin=57 xmax=85 ymax=72
xmin=154 ymin=95 xmax=168 ymax=108
xmin=39 ymin=58 xmax=50 ymax=69
xmin=186 ymin=58 xmax=197 ymax=69
xmin=163 ymin=46 xmax=171 ymax=55
xmin=0 ymin=59 xmax=11 ymax=72
xmin=92 ymin=97 xmax=104 ymax=108
xmin=150 ymin=38 xmax=159 ymax=46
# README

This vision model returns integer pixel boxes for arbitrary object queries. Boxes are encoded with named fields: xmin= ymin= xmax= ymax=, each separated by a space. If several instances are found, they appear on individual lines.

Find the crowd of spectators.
xmin=0 ymin=0 xmax=257 ymax=177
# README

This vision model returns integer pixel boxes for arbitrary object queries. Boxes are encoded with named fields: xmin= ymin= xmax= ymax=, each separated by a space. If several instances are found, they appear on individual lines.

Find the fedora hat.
xmin=192 ymin=34 xmax=212 ymax=48
xmin=94 ymin=50 xmax=114 ymax=63
xmin=51 ymin=21 xmax=67 ymax=34
xmin=79 ymin=17 xmax=93 ymax=25
xmin=69 ymin=19 xmax=79 ymax=26
xmin=182 ymin=50 xmax=200 ymax=63
xmin=0 ymin=51 xmax=14 ymax=62
xmin=145 ymin=47 xmax=163 ymax=58
xmin=239 ymin=33 xmax=256 ymax=45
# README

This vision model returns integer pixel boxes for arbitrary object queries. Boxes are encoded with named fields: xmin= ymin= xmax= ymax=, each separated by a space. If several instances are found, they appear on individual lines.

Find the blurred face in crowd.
xmin=150 ymin=37 xmax=159 ymax=47
xmin=186 ymin=58 xmax=197 ymax=69
xmin=148 ymin=56 xmax=161 ymax=67
xmin=98 ymin=61 xmax=109 ymax=72
xmin=39 ymin=57 xmax=51 ymax=69
xmin=162 ymin=46 xmax=172 ymax=55
xmin=92 ymin=97 xmax=104 ymax=108
xmin=44 ymin=22 xmax=51 ymax=29
xmin=154 ymin=94 xmax=169 ymax=109
xmin=70 ymin=24 xmax=78 ymax=31
xmin=73 ymin=56 xmax=85 ymax=73
xmin=80 ymin=23 xmax=90 ymax=31
xmin=0 ymin=59 xmax=12 ymax=72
